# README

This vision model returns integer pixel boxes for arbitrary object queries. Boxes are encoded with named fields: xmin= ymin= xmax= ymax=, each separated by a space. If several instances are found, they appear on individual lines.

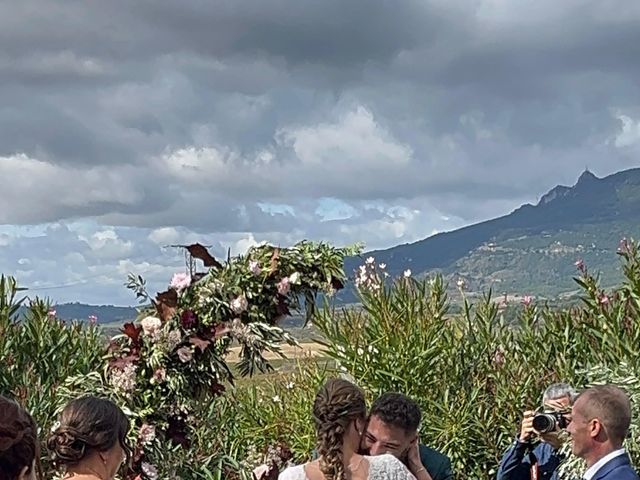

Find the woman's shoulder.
xmin=278 ymin=463 xmax=307 ymax=480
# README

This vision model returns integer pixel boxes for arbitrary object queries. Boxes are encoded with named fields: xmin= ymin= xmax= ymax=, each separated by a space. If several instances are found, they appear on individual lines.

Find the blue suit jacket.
xmin=591 ymin=453 xmax=639 ymax=480
xmin=496 ymin=439 xmax=562 ymax=480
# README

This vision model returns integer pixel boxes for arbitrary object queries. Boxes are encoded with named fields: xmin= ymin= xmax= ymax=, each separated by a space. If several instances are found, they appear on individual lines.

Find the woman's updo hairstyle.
xmin=47 ymin=396 xmax=130 ymax=467
xmin=0 ymin=396 xmax=39 ymax=480
xmin=313 ymin=378 xmax=366 ymax=480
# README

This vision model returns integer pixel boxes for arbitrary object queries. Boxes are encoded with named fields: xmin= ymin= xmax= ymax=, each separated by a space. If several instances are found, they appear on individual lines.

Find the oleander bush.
xmin=3 ymin=238 xmax=640 ymax=479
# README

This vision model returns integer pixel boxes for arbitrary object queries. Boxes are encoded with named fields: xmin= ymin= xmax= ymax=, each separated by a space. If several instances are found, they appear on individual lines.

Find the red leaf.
xmin=122 ymin=322 xmax=142 ymax=344
xmin=155 ymin=289 xmax=178 ymax=322
xmin=268 ymin=248 xmax=280 ymax=274
xmin=186 ymin=243 xmax=222 ymax=268
xmin=189 ymin=336 xmax=210 ymax=353
xmin=213 ymin=323 xmax=231 ymax=338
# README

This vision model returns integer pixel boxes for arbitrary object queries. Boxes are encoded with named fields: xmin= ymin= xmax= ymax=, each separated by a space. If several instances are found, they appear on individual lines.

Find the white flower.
xmin=166 ymin=330 xmax=182 ymax=350
xmin=357 ymin=348 xmax=364 ymax=356
xmin=366 ymin=256 xmax=375 ymax=264
xmin=177 ymin=346 xmax=193 ymax=363
xmin=456 ymin=278 xmax=466 ymax=289
xmin=288 ymin=271 xmax=301 ymax=284
xmin=140 ymin=316 xmax=162 ymax=338
xmin=141 ymin=462 xmax=159 ymax=480
xmin=272 ymin=395 xmax=281 ymax=403
xmin=277 ymin=277 xmax=291 ymax=295
xmin=403 ymin=269 xmax=412 ymax=278
xmin=109 ymin=363 xmax=137 ymax=392
xmin=230 ymin=294 xmax=248 ymax=314
xmin=286 ymin=382 xmax=295 ymax=390
xmin=379 ymin=263 xmax=386 ymax=269
xmin=138 ymin=423 xmax=156 ymax=445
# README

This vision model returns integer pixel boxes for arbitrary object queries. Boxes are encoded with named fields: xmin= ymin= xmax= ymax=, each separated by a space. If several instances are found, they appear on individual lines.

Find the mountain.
xmin=18 ymin=302 xmax=138 ymax=324
xmin=343 ymin=167 xmax=640 ymax=298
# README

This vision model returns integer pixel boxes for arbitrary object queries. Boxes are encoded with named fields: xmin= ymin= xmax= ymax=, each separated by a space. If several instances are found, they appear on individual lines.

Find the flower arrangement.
xmin=103 ymin=241 xmax=359 ymax=478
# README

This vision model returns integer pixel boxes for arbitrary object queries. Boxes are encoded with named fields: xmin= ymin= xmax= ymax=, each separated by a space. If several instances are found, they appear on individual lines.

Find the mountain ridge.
xmin=343 ymin=166 xmax=640 ymax=298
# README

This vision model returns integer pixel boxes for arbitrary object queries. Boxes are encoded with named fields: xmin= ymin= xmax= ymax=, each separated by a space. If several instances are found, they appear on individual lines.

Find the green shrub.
xmin=312 ymin=242 xmax=640 ymax=479
xmin=0 ymin=275 xmax=105 ymax=473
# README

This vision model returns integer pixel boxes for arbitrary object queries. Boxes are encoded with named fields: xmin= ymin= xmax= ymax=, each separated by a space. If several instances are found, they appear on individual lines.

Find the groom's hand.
xmin=407 ymin=438 xmax=433 ymax=480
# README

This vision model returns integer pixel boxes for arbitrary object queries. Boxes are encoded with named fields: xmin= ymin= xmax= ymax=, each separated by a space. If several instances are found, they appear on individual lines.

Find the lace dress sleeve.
xmin=369 ymin=454 xmax=417 ymax=480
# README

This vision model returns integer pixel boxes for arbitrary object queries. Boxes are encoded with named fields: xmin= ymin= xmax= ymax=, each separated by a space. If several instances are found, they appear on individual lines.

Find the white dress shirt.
xmin=583 ymin=448 xmax=626 ymax=480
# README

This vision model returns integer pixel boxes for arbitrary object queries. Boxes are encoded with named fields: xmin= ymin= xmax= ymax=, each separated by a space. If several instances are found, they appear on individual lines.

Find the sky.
xmin=2 ymin=0 xmax=640 ymax=306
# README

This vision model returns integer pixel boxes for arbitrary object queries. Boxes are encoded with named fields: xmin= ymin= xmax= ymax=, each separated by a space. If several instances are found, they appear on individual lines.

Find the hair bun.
xmin=47 ymin=428 xmax=87 ymax=464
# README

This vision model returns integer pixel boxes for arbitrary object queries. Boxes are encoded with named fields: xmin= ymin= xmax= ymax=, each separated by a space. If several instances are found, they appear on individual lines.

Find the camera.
xmin=532 ymin=411 xmax=568 ymax=433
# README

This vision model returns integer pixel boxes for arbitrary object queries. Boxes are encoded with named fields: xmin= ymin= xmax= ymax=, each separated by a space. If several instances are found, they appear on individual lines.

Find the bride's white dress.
xmin=278 ymin=454 xmax=416 ymax=480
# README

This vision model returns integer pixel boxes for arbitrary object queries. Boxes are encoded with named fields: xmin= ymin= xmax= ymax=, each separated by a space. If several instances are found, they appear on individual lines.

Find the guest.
xmin=567 ymin=385 xmax=638 ymax=480
xmin=48 ymin=396 xmax=131 ymax=480
xmin=0 ymin=396 xmax=39 ymax=480
xmin=279 ymin=378 xmax=416 ymax=480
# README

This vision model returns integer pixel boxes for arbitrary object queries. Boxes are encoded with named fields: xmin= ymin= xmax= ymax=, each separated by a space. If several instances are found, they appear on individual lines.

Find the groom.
xmin=360 ymin=392 xmax=453 ymax=480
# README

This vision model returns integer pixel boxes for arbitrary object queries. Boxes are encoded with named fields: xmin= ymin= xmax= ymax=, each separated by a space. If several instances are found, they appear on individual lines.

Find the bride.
xmin=279 ymin=378 xmax=416 ymax=480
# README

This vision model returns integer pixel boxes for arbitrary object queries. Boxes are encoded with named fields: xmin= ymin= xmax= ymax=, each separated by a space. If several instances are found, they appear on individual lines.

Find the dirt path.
xmin=225 ymin=341 xmax=326 ymax=362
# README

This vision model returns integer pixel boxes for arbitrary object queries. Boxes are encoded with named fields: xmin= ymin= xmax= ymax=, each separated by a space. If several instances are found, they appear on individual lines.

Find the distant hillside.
xmin=342 ymin=167 xmax=640 ymax=299
xmin=19 ymin=302 xmax=138 ymax=324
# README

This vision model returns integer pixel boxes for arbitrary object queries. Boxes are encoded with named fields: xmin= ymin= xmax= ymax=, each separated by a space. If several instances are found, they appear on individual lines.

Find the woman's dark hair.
xmin=313 ymin=378 xmax=366 ymax=480
xmin=47 ymin=396 xmax=131 ymax=467
xmin=0 ymin=396 xmax=39 ymax=480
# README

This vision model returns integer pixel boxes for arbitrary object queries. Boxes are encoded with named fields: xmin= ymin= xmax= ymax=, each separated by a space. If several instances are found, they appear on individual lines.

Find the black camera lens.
xmin=532 ymin=413 xmax=556 ymax=433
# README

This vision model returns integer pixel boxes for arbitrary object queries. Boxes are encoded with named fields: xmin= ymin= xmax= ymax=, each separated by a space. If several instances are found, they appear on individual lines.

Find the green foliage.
xmin=0 ymin=275 xmax=105 ymax=473
xmin=314 ymin=241 xmax=640 ymax=479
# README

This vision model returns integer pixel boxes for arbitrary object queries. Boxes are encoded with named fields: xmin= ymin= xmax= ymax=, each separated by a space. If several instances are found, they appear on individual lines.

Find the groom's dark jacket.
xmin=418 ymin=444 xmax=454 ymax=480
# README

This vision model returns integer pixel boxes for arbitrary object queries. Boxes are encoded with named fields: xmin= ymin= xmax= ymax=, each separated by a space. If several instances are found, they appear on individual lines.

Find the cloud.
xmin=2 ymin=0 xmax=640 ymax=303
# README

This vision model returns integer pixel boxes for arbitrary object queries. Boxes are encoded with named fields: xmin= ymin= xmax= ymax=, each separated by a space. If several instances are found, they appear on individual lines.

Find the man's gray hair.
xmin=543 ymin=383 xmax=577 ymax=403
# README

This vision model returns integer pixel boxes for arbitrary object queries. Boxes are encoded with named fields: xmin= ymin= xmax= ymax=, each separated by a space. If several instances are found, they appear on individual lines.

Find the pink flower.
xmin=522 ymin=296 xmax=533 ymax=306
xmin=277 ymin=277 xmax=291 ymax=295
xmin=493 ymin=346 xmax=506 ymax=367
xmin=170 ymin=272 xmax=191 ymax=292
xmin=598 ymin=293 xmax=610 ymax=305
xmin=151 ymin=368 xmax=166 ymax=384
xmin=47 ymin=309 xmax=57 ymax=318
xmin=88 ymin=314 xmax=98 ymax=324
xmin=249 ymin=260 xmax=261 ymax=275
xmin=177 ymin=346 xmax=193 ymax=363
xmin=574 ymin=258 xmax=585 ymax=272
xmin=253 ymin=464 xmax=271 ymax=480
xmin=230 ymin=294 xmax=248 ymax=314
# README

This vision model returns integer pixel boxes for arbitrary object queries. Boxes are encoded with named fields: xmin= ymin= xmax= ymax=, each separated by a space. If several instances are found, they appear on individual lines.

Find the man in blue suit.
xmin=567 ymin=384 xmax=639 ymax=480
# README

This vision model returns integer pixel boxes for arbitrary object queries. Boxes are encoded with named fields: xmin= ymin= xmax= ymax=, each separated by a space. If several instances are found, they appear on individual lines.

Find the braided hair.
xmin=0 ymin=396 xmax=39 ymax=480
xmin=313 ymin=379 xmax=366 ymax=480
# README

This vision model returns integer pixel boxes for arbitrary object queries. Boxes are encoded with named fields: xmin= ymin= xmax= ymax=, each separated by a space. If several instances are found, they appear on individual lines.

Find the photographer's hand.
xmin=518 ymin=410 xmax=536 ymax=443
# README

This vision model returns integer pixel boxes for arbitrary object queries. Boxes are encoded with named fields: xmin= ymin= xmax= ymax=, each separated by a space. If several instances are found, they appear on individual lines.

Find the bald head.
xmin=576 ymin=385 xmax=631 ymax=447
